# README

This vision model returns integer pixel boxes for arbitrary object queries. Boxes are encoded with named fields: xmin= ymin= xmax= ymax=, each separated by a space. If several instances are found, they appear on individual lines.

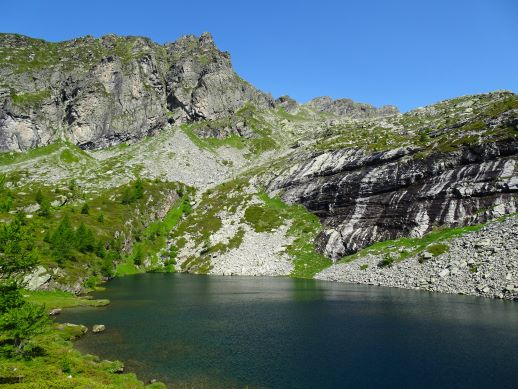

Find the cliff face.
xmin=267 ymin=92 xmax=518 ymax=260
xmin=0 ymin=32 xmax=272 ymax=151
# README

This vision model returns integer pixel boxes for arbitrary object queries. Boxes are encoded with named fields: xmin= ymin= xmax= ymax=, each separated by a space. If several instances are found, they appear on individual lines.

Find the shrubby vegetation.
xmin=0 ymin=213 xmax=48 ymax=359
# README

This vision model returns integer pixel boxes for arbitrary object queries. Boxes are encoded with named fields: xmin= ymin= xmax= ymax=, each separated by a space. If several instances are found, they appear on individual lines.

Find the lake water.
xmin=59 ymin=273 xmax=518 ymax=388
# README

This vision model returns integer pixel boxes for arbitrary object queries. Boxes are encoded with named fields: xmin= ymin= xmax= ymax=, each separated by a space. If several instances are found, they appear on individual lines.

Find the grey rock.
xmin=49 ymin=308 xmax=62 ymax=316
xmin=92 ymin=324 xmax=106 ymax=333
xmin=439 ymin=269 xmax=450 ymax=278
xmin=305 ymin=96 xmax=398 ymax=118
xmin=0 ymin=32 xmax=273 ymax=151
xmin=23 ymin=265 xmax=51 ymax=290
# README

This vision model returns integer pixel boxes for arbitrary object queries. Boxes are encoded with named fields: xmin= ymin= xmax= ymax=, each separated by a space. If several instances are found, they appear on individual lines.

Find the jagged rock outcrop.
xmin=0 ymin=32 xmax=273 ymax=151
xmin=305 ymin=96 xmax=398 ymax=118
xmin=275 ymin=95 xmax=299 ymax=113
xmin=267 ymin=93 xmax=518 ymax=260
xmin=165 ymin=32 xmax=273 ymax=122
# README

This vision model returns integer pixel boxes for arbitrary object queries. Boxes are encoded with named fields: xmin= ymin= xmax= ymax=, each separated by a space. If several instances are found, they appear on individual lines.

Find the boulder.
xmin=92 ymin=324 xmax=106 ymax=333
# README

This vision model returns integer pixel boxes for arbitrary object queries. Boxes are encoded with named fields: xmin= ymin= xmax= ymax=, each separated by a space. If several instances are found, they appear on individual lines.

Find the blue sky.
xmin=2 ymin=0 xmax=517 ymax=111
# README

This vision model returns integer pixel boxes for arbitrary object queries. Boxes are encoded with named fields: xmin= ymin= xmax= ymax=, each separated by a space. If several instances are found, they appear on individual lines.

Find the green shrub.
xmin=426 ymin=243 xmax=449 ymax=256
xmin=360 ymin=264 xmax=368 ymax=270
xmin=80 ymin=202 xmax=90 ymax=214
xmin=378 ymin=255 xmax=395 ymax=268
xmin=243 ymin=204 xmax=283 ymax=233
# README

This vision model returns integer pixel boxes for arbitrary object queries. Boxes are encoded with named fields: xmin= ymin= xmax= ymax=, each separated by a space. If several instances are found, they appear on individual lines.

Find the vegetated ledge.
xmin=0 ymin=290 xmax=166 ymax=388
xmin=316 ymin=213 xmax=518 ymax=301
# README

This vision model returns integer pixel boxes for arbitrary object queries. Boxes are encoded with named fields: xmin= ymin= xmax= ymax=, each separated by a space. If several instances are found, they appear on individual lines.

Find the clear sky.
xmin=2 ymin=0 xmax=517 ymax=111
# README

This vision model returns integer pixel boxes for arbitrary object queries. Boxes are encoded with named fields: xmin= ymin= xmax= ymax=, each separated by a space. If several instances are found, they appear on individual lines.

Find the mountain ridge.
xmin=0 ymin=32 xmax=517 ymax=302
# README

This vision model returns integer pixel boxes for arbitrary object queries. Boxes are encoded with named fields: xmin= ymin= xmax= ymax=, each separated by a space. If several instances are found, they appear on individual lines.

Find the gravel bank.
xmin=316 ymin=216 xmax=518 ymax=300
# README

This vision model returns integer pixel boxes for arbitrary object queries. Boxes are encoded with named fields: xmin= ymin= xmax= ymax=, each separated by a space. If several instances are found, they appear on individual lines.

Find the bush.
xmin=121 ymin=179 xmax=145 ymax=205
xmin=426 ymin=243 xmax=449 ymax=256
xmin=80 ymin=203 xmax=90 ymax=214
xmin=378 ymin=255 xmax=395 ymax=268
xmin=359 ymin=264 xmax=368 ymax=270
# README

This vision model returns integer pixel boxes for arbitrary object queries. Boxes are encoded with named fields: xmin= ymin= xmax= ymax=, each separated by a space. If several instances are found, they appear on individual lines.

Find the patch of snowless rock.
xmin=114 ymin=128 xmax=246 ymax=190
xmin=176 ymin=199 xmax=294 ymax=276
xmin=316 ymin=216 xmax=518 ymax=300
xmin=209 ymin=223 xmax=294 ymax=276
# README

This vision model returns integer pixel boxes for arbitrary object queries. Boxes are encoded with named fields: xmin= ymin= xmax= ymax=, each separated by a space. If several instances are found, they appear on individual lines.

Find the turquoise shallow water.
xmin=59 ymin=273 xmax=518 ymax=388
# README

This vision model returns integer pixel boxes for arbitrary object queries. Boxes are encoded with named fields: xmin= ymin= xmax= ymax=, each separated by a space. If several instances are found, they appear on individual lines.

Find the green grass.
xmin=59 ymin=149 xmax=80 ymax=163
xmin=10 ymin=89 xmax=51 ymax=108
xmin=340 ymin=224 xmax=484 ymax=264
xmin=243 ymin=204 xmax=284 ymax=232
xmin=426 ymin=243 xmax=449 ymax=256
xmin=254 ymin=192 xmax=332 ymax=278
xmin=0 ymin=142 xmax=62 ymax=165
xmin=25 ymin=290 xmax=109 ymax=312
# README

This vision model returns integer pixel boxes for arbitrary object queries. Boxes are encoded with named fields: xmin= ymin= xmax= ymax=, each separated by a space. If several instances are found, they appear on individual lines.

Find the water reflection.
xmin=60 ymin=273 xmax=518 ymax=389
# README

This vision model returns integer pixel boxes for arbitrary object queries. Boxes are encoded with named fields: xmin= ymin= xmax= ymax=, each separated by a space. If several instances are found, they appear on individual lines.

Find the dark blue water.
xmin=59 ymin=274 xmax=518 ymax=388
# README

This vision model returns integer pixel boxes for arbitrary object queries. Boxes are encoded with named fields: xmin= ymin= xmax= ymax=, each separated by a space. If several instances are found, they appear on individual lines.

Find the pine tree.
xmin=37 ymin=197 xmax=51 ymax=218
xmin=49 ymin=215 xmax=76 ymax=262
xmin=75 ymin=222 xmax=95 ymax=253
xmin=80 ymin=202 xmax=90 ymax=215
xmin=0 ymin=214 xmax=48 ymax=358
xmin=35 ymin=189 xmax=44 ymax=205
xmin=133 ymin=178 xmax=144 ymax=200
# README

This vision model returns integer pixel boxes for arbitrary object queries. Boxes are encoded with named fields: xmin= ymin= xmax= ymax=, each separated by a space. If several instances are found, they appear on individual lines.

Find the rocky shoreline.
xmin=316 ymin=216 xmax=518 ymax=301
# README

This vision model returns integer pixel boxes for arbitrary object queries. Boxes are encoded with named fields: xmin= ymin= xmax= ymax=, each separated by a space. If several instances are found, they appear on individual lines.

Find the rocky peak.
xmin=199 ymin=32 xmax=215 ymax=47
xmin=0 ymin=32 xmax=273 ymax=151
xmin=305 ymin=96 xmax=399 ymax=118
xmin=275 ymin=95 xmax=299 ymax=113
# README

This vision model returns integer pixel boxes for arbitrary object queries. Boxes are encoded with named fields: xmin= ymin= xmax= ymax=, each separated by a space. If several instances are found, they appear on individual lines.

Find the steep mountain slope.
xmin=0 ymin=32 xmax=272 ymax=151
xmin=0 ymin=32 xmax=517 ymax=300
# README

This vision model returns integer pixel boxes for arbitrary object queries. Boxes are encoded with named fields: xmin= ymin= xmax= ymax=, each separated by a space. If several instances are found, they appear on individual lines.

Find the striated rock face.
xmin=0 ymin=32 xmax=273 ymax=151
xmin=305 ymin=96 xmax=398 ymax=118
xmin=267 ymin=93 xmax=518 ymax=260
xmin=269 ymin=142 xmax=518 ymax=260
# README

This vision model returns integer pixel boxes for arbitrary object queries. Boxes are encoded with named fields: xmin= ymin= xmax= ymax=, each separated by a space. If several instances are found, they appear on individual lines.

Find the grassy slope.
xmin=312 ymin=92 xmax=518 ymax=153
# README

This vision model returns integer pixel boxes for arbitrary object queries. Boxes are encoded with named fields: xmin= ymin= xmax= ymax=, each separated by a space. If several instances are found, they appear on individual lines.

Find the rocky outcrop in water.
xmin=0 ymin=32 xmax=272 ymax=151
